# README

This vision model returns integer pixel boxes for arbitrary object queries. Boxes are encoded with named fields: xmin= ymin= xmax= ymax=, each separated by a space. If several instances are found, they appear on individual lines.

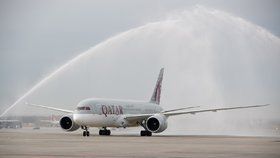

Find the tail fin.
xmin=150 ymin=68 xmax=164 ymax=105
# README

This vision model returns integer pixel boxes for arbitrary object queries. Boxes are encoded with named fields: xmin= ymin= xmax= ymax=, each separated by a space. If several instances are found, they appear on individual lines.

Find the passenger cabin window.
xmin=77 ymin=106 xmax=91 ymax=111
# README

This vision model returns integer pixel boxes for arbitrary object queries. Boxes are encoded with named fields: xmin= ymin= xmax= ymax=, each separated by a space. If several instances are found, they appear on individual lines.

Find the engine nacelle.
xmin=146 ymin=114 xmax=168 ymax=133
xmin=59 ymin=115 xmax=80 ymax=132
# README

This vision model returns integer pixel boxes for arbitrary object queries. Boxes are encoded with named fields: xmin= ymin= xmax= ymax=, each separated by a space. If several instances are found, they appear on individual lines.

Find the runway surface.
xmin=0 ymin=128 xmax=279 ymax=158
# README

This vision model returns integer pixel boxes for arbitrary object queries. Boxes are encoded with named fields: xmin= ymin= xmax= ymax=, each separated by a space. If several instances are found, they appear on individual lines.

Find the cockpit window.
xmin=77 ymin=106 xmax=91 ymax=111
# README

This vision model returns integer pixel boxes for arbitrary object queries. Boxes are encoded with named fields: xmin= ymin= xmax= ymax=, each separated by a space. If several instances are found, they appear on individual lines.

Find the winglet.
xmin=150 ymin=68 xmax=164 ymax=105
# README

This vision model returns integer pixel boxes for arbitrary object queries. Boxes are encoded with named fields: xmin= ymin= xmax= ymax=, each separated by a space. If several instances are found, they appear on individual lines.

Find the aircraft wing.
xmin=124 ymin=114 xmax=154 ymax=122
xmin=124 ymin=104 xmax=268 ymax=122
xmin=25 ymin=102 xmax=73 ymax=113
xmin=123 ymin=106 xmax=200 ymax=121
xmin=161 ymin=106 xmax=200 ymax=113
xmin=163 ymin=104 xmax=269 ymax=117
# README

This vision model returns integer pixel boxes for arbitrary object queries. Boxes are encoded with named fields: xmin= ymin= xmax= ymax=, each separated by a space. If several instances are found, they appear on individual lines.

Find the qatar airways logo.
xmin=101 ymin=105 xmax=123 ymax=117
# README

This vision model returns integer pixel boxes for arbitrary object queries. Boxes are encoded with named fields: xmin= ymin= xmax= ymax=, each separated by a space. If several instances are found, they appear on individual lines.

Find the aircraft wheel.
xmin=147 ymin=131 xmax=152 ymax=136
xmin=86 ymin=131 xmax=90 ymax=137
xmin=140 ymin=130 xmax=152 ymax=136
xmin=100 ymin=130 xmax=106 ymax=135
xmin=99 ymin=130 xmax=103 ymax=135
xmin=99 ymin=130 xmax=111 ymax=136
xmin=83 ymin=131 xmax=86 ymax=137
xmin=140 ymin=130 xmax=146 ymax=136
xmin=106 ymin=130 xmax=111 ymax=135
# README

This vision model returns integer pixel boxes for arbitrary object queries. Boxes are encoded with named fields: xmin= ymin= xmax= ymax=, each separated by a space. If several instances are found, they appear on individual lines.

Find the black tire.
xmin=99 ymin=130 xmax=111 ymax=136
xmin=86 ymin=131 xmax=90 ymax=137
xmin=106 ymin=130 xmax=111 ymax=136
xmin=83 ymin=131 xmax=86 ymax=137
xmin=140 ymin=130 xmax=152 ymax=136
xmin=140 ymin=130 xmax=146 ymax=136
xmin=99 ymin=130 xmax=104 ymax=135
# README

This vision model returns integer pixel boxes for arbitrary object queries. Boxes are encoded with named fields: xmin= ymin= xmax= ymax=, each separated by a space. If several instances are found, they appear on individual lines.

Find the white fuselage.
xmin=73 ymin=98 xmax=163 ymax=128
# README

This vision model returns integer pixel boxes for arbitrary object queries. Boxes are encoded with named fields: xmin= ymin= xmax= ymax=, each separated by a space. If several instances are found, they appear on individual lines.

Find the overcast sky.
xmin=0 ymin=0 xmax=279 ymax=119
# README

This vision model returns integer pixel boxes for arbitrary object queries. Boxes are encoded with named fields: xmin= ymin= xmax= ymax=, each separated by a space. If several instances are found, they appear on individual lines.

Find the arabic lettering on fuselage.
xmin=101 ymin=105 xmax=123 ymax=117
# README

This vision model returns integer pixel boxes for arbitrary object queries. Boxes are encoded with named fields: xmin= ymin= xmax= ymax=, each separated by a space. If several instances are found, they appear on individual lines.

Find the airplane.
xmin=0 ymin=119 xmax=22 ymax=129
xmin=26 ymin=68 xmax=269 ymax=137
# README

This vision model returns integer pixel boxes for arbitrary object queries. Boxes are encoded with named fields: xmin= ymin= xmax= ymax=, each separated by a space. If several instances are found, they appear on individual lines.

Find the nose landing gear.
xmin=81 ymin=126 xmax=90 ymax=137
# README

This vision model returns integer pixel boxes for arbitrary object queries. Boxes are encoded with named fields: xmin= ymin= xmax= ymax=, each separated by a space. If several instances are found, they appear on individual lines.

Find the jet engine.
xmin=146 ymin=114 xmax=167 ymax=133
xmin=59 ymin=115 xmax=80 ymax=131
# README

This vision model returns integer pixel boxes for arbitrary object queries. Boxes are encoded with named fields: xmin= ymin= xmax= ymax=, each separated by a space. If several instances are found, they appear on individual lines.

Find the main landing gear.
xmin=99 ymin=127 xmax=111 ymax=136
xmin=81 ymin=126 xmax=90 ymax=137
xmin=140 ymin=130 xmax=152 ymax=136
xmin=138 ymin=120 xmax=152 ymax=136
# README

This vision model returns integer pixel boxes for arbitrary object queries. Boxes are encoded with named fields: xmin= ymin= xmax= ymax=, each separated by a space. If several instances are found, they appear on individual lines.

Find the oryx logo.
xmin=150 ymin=68 xmax=164 ymax=105
xmin=155 ymin=83 xmax=161 ymax=104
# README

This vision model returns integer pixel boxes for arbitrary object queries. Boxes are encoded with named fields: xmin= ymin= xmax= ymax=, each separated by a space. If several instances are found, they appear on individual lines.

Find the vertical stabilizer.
xmin=150 ymin=68 xmax=164 ymax=105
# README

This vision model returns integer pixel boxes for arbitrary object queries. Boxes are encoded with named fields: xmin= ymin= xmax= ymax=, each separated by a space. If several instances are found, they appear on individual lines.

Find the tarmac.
xmin=0 ymin=127 xmax=279 ymax=158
